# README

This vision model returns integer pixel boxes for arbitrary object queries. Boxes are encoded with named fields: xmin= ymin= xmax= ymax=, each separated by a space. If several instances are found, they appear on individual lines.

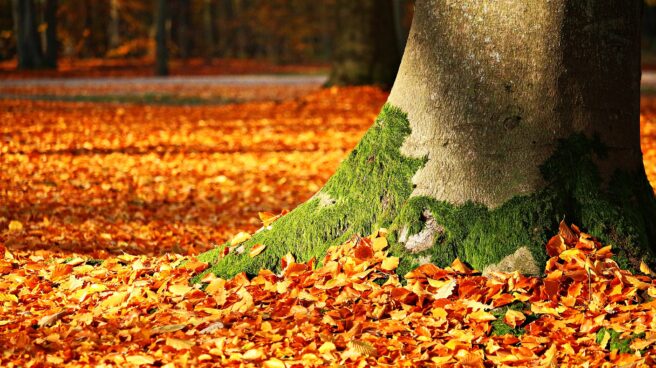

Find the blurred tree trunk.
xmin=12 ymin=0 xmax=45 ymax=69
xmin=233 ymin=0 xmax=246 ymax=58
xmin=108 ymin=0 xmax=120 ymax=51
xmin=177 ymin=0 xmax=190 ymax=60
xmin=82 ymin=0 xmax=94 ymax=58
xmin=44 ymin=0 xmax=57 ymax=68
xmin=155 ymin=0 xmax=169 ymax=76
xmin=203 ymin=0 xmax=215 ymax=63
xmin=327 ymin=0 xmax=402 ymax=88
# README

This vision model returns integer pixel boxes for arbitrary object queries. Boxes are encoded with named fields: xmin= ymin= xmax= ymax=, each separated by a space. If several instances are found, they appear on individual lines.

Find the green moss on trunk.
xmin=197 ymin=104 xmax=425 ymax=279
xmin=390 ymin=134 xmax=656 ymax=276
xmin=197 ymin=105 xmax=656 ymax=281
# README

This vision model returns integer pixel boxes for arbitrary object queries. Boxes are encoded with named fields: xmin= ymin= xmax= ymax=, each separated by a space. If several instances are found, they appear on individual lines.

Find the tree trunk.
xmin=155 ymin=0 xmax=169 ymax=76
xmin=44 ymin=0 xmax=57 ymax=68
xmin=177 ymin=0 xmax=190 ymax=60
xmin=203 ymin=0 xmax=215 ymax=63
xmin=326 ymin=0 xmax=402 ymax=88
xmin=108 ymin=0 xmax=120 ymax=51
xmin=199 ymin=0 xmax=656 ymax=279
xmin=12 ymin=0 xmax=45 ymax=69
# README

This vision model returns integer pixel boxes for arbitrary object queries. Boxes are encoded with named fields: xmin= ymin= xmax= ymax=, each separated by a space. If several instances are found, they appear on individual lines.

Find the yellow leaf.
xmin=434 ymin=278 xmax=456 ymax=300
xmin=468 ymin=310 xmax=496 ymax=322
xmin=168 ymin=284 xmax=192 ymax=296
xmin=126 ymin=355 xmax=155 ymax=365
xmin=640 ymin=260 xmax=656 ymax=276
xmin=249 ymin=243 xmax=266 ymax=257
xmin=205 ymin=278 xmax=226 ymax=295
xmin=230 ymin=232 xmax=251 ymax=246
xmin=242 ymin=349 xmax=264 ymax=360
xmin=599 ymin=330 xmax=611 ymax=349
xmin=318 ymin=341 xmax=336 ymax=354
xmin=372 ymin=237 xmax=388 ymax=251
xmin=101 ymin=291 xmax=128 ymax=309
xmin=559 ymin=249 xmax=584 ymax=263
xmin=263 ymin=358 xmax=286 ymax=368
xmin=166 ymin=337 xmax=194 ymax=350
xmin=348 ymin=340 xmax=377 ymax=356
xmin=503 ymin=310 xmax=526 ymax=328
xmin=0 ymin=293 xmax=18 ymax=303
xmin=8 ymin=220 xmax=23 ymax=232
xmin=381 ymin=257 xmax=399 ymax=271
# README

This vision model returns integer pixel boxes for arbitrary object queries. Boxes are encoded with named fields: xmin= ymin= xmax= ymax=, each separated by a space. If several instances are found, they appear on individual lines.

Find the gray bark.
xmin=389 ymin=0 xmax=644 ymax=208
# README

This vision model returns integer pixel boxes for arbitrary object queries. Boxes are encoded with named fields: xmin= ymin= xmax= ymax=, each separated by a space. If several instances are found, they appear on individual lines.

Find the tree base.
xmin=197 ymin=105 xmax=656 ymax=280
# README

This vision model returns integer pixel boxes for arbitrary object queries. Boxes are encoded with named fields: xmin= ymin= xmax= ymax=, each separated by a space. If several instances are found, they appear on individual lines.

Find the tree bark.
xmin=12 ymin=0 xmax=45 ymax=69
xmin=44 ymin=0 xmax=57 ymax=68
xmin=177 ymin=0 xmax=190 ymax=60
xmin=199 ymin=0 xmax=656 ymax=279
xmin=203 ymin=0 xmax=215 ymax=63
xmin=327 ymin=0 xmax=402 ymax=88
xmin=155 ymin=0 xmax=169 ymax=76
xmin=108 ymin=0 xmax=120 ymax=51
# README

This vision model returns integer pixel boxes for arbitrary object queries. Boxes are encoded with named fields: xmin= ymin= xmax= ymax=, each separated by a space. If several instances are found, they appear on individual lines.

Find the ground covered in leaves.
xmin=1 ymin=86 xmax=656 ymax=366
xmin=3 ymin=223 xmax=656 ymax=367
xmin=1 ymin=87 xmax=385 ymax=258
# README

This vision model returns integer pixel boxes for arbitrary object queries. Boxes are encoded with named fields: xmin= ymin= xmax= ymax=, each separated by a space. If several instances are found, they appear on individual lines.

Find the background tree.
xmin=199 ymin=0 xmax=656 ymax=278
xmin=326 ymin=0 xmax=403 ymax=88
xmin=44 ymin=0 xmax=57 ymax=68
xmin=154 ymin=0 xmax=169 ymax=76
xmin=12 ymin=0 xmax=45 ymax=69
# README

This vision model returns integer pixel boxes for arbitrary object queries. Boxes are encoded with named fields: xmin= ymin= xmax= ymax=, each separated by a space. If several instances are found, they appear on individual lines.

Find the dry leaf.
xmin=249 ymin=243 xmax=266 ymax=257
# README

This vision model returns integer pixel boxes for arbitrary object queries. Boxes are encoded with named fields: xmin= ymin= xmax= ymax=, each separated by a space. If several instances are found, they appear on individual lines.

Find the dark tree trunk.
xmin=108 ymin=0 xmax=120 ymax=51
xmin=327 ymin=0 xmax=402 ymax=88
xmin=44 ymin=0 xmax=57 ymax=68
xmin=12 ymin=0 xmax=45 ymax=69
xmin=177 ymin=0 xmax=190 ymax=60
xmin=203 ymin=0 xmax=215 ymax=63
xmin=155 ymin=0 xmax=169 ymax=76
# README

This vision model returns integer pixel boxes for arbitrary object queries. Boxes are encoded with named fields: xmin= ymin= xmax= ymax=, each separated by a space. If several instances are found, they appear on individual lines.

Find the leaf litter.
xmin=1 ymin=89 xmax=656 ymax=366
xmin=2 ymin=221 xmax=656 ymax=366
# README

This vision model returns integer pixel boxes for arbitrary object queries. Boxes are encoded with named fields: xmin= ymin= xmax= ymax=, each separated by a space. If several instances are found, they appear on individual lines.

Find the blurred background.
xmin=0 ymin=0 xmax=416 ymax=86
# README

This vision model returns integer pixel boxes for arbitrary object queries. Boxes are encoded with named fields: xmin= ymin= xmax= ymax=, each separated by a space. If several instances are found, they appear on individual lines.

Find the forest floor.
xmin=1 ymin=83 xmax=656 ymax=366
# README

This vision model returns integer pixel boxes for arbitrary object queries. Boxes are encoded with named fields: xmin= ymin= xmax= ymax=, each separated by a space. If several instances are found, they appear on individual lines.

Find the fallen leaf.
xmin=249 ymin=243 xmax=266 ymax=257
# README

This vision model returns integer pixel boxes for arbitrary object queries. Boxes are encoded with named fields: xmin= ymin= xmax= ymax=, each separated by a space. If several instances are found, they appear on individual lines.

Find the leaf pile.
xmin=3 ymin=222 xmax=656 ymax=366
xmin=0 ymin=86 xmax=387 ymax=259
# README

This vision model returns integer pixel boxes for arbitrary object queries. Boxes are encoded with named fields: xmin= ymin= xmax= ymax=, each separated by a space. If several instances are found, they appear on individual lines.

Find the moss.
xmin=389 ymin=133 xmax=656 ymax=273
xmin=196 ymin=104 xmax=656 ymax=280
xmin=595 ymin=328 xmax=646 ymax=354
xmin=489 ymin=302 xmax=532 ymax=336
xmin=197 ymin=104 xmax=425 ymax=279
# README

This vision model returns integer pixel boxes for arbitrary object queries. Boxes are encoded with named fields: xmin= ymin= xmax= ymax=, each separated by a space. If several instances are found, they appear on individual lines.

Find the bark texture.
xmin=389 ymin=0 xmax=643 ymax=208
